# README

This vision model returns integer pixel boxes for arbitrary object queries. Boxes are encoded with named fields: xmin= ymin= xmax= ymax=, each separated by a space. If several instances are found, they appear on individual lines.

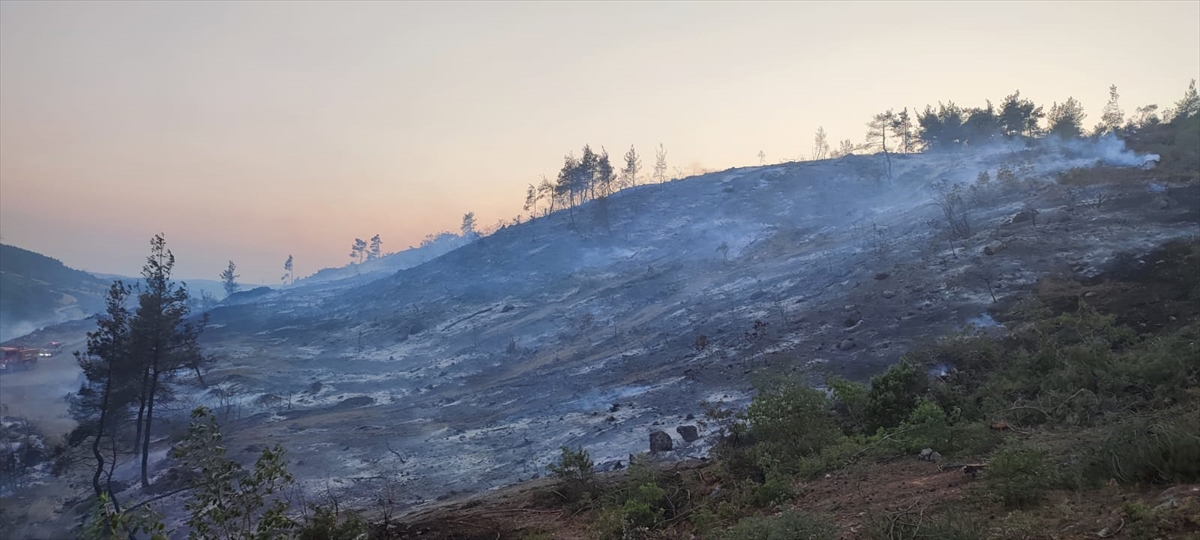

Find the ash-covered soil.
xmin=4 ymin=138 xmax=1195 ymax=534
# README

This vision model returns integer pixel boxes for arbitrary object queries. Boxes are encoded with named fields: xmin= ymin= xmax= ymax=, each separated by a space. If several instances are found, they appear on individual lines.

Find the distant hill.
xmin=0 ymin=243 xmax=111 ymax=341
xmin=292 ymin=232 xmax=469 ymax=288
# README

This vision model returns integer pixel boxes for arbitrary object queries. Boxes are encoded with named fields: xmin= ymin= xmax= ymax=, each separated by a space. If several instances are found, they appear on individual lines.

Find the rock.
xmin=685 ymin=413 xmax=695 ymax=420
xmin=306 ymin=381 xmax=324 ymax=394
xmin=676 ymin=425 xmax=700 ymax=443
xmin=984 ymin=242 xmax=1007 ymax=256
xmin=1009 ymin=208 xmax=1039 ymax=225
xmin=649 ymin=430 xmax=673 ymax=452
xmin=881 ymin=290 xmax=896 ymax=299
xmin=596 ymin=460 xmax=625 ymax=472
xmin=837 ymin=339 xmax=856 ymax=351
xmin=501 ymin=304 xmax=515 ymax=313
xmin=843 ymin=315 xmax=861 ymax=327
xmin=609 ymin=403 xmax=621 ymax=413
xmin=874 ymin=272 xmax=890 ymax=280
xmin=336 ymin=395 xmax=375 ymax=409
xmin=919 ymin=448 xmax=943 ymax=462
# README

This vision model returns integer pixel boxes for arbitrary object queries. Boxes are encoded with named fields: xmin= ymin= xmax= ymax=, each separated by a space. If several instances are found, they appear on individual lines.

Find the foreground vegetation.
xmin=529 ymin=241 xmax=1198 ymax=540
xmin=84 ymin=236 xmax=1199 ymax=540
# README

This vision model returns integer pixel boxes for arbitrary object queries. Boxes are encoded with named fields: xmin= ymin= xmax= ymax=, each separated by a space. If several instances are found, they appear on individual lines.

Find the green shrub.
xmin=1086 ymin=412 xmax=1200 ymax=485
xmin=296 ymin=507 xmax=370 ymax=540
xmin=621 ymin=483 xmax=666 ymax=529
xmin=747 ymin=384 xmax=842 ymax=459
xmin=793 ymin=438 xmax=864 ymax=479
xmin=892 ymin=398 xmax=952 ymax=453
xmin=985 ymin=442 xmax=1053 ymax=509
xmin=713 ymin=509 xmax=835 ymax=540
xmin=865 ymin=507 xmax=984 ymax=540
xmin=689 ymin=507 xmax=719 ymax=536
xmin=548 ymin=445 xmax=597 ymax=503
xmin=865 ymin=361 xmax=928 ymax=432
xmin=749 ymin=472 xmax=795 ymax=508
xmin=826 ymin=376 xmax=869 ymax=434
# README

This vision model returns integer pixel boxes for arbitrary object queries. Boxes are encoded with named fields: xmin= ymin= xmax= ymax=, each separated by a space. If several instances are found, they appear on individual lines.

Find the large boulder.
xmin=649 ymin=430 xmax=673 ymax=453
xmin=676 ymin=425 xmax=700 ymax=443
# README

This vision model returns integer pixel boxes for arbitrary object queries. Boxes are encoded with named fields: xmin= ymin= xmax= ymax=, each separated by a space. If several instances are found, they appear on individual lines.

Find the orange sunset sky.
xmin=2 ymin=1 xmax=1197 ymax=281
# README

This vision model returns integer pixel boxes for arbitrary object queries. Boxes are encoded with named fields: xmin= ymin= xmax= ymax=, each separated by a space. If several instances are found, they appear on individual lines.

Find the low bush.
xmin=713 ymin=509 xmax=835 ymax=540
xmin=1085 ymin=412 xmax=1200 ymax=485
xmin=548 ymin=445 xmax=597 ymax=503
xmin=984 ymin=442 xmax=1053 ymax=509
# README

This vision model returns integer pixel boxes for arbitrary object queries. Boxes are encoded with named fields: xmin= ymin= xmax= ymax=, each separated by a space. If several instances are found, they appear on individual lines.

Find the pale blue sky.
xmin=1 ymin=1 xmax=1197 ymax=280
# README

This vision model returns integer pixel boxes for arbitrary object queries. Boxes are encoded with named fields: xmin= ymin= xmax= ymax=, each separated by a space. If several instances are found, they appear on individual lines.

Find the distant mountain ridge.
xmin=0 ymin=243 xmax=111 ymax=341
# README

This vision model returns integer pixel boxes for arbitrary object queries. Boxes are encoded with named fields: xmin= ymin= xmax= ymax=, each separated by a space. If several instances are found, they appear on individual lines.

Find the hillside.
xmin=0 ymin=244 xmax=111 ymax=341
xmin=2 ymin=130 xmax=1196 ymax=539
xmin=173 ymin=134 xmax=1191 ymax=513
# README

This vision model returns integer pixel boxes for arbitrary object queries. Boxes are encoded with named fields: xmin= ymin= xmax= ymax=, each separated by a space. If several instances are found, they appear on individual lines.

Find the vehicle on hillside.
xmin=0 ymin=347 xmax=39 ymax=372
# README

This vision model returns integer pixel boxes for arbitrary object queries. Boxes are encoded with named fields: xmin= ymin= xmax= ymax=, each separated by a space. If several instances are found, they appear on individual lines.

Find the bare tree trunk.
xmin=140 ymin=367 xmax=159 ymax=488
xmin=882 ymin=134 xmax=893 ymax=182
xmin=91 ymin=394 xmax=109 ymax=498
xmin=132 ymin=367 xmax=149 ymax=456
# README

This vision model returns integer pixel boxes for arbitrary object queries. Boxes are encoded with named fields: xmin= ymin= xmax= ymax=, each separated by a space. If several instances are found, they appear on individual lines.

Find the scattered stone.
xmin=984 ymin=242 xmax=1007 ymax=256
xmin=874 ymin=272 xmax=890 ymax=280
xmin=609 ymin=403 xmax=621 ymax=413
xmin=919 ymin=448 xmax=943 ymax=462
xmin=685 ymin=413 xmax=695 ymax=421
xmin=335 ymin=395 xmax=375 ymax=409
xmin=605 ymin=415 xmax=616 ymax=422
xmin=1009 ymin=208 xmax=1039 ymax=225
xmin=649 ymin=430 xmax=673 ymax=452
xmin=837 ymin=339 xmax=856 ymax=351
xmin=881 ymin=290 xmax=896 ymax=299
xmin=596 ymin=460 xmax=625 ymax=472
xmin=676 ymin=425 xmax=700 ymax=443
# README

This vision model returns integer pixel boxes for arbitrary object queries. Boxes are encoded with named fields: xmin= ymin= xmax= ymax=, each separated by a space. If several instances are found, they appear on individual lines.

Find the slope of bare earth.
xmin=2 ymin=137 xmax=1195 ymax=537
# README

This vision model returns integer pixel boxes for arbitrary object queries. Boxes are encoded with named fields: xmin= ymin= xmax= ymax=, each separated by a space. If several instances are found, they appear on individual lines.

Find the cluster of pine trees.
xmin=518 ymin=82 xmax=1200 ymax=221
xmin=70 ymin=234 xmax=209 ymax=511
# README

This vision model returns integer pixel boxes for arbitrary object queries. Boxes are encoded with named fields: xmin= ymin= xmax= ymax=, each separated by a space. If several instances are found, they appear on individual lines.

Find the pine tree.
xmin=130 ymin=234 xmax=206 ymax=487
xmin=282 ymin=255 xmax=293 ymax=285
xmin=890 ymin=109 xmax=916 ymax=153
xmin=368 ymin=235 xmax=382 ymax=261
xmin=596 ymin=147 xmax=616 ymax=198
xmin=73 ymin=281 xmax=136 ymax=503
xmin=621 ymin=145 xmax=641 ymax=189
xmin=349 ymin=239 xmax=367 ymax=263
xmin=219 ymin=261 xmax=240 ymax=297
xmin=1098 ymin=84 xmax=1124 ymax=134
xmin=653 ymin=143 xmax=668 ymax=184
xmin=461 ymin=212 xmax=477 ymax=238
xmin=812 ymin=127 xmax=830 ymax=160
xmin=1048 ymin=97 xmax=1087 ymax=138
xmin=1172 ymin=79 xmax=1199 ymax=120
xmin=866 ymin=109 xmax=896 ymax=181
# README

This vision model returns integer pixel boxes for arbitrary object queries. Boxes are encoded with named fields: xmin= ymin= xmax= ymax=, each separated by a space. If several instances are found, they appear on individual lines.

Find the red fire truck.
xmin=0 ymin=347 xmax=39 ymax=372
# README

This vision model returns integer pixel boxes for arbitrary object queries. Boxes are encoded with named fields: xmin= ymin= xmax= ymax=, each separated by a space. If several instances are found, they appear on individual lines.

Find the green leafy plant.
xmin=171 ymin=406 xmax=297 ymax=540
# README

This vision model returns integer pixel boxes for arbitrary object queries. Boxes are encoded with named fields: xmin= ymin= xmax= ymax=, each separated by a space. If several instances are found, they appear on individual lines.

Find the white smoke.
xmin=1081 ymin=134 xmax=1159 ymax=167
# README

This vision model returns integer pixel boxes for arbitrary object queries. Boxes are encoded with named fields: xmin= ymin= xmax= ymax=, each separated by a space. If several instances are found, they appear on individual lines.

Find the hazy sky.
xmin=1 ymin=1 xmax=1197 ymax=281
